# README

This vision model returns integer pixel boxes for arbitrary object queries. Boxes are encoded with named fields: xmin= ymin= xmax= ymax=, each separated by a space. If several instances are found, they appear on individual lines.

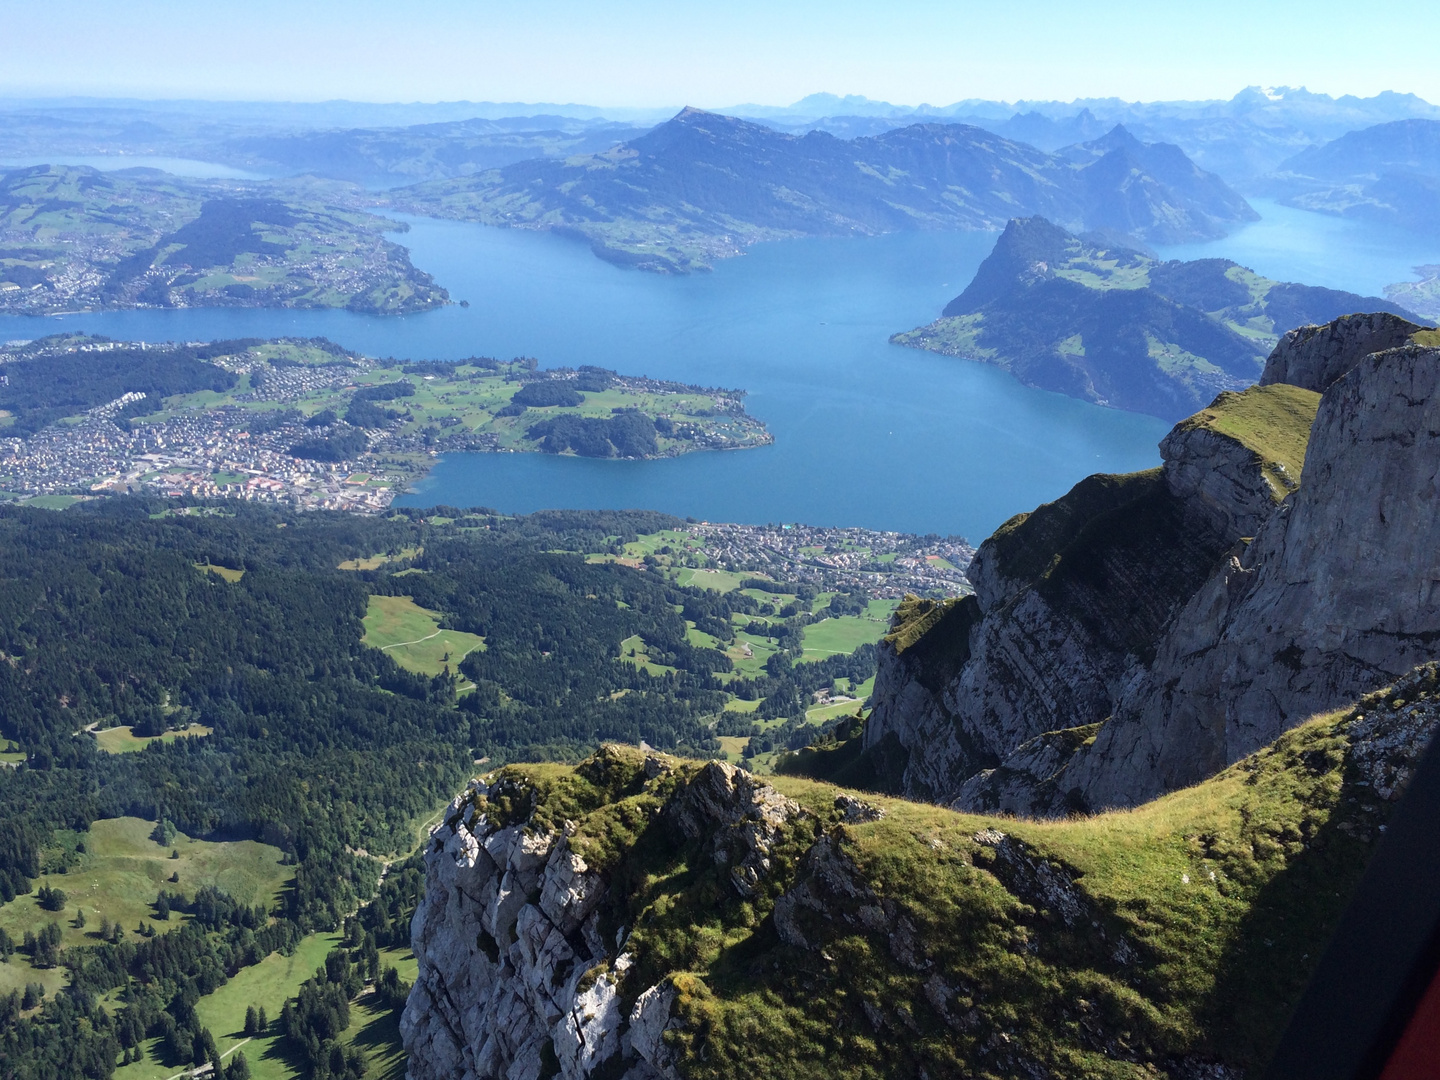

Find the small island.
xmin=0 ymin=334 xmax=772 ymax=511
xmin=0 ymin=165 xmax=446 ymax=315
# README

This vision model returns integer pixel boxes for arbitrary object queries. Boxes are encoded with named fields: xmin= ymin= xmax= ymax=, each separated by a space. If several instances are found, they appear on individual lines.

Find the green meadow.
xmin=361 ymin=594 xmax=485 ymax=677
xmin=0 ymin=818 xmax=290 ymax=998
xmin=93 ymin=724 xmax=214 ymax=755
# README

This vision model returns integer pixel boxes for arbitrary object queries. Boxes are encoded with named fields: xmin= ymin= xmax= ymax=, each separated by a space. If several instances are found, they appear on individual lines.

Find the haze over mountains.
xmin=5 ymin=85 xmax=1437 ymax=188
xmin=389 ymin=108 xmax=1256 ymax=271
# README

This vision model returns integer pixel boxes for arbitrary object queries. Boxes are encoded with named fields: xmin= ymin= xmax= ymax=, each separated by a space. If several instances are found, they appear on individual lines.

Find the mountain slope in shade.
xmin=1263 ymin=119 xmax=1440 ymax=232
xmin=387 ymin=108 xmax=1257 ymax=272
xmin=893 ymin=217 xmax=1421 ymax=420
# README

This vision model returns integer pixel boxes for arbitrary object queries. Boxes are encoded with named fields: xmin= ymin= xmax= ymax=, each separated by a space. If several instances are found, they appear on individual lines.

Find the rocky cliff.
xmin=866 ymin=314 xmax=1440 ymax=813
xmin=865 ymin=380 xmax=1319 ymax=808
xmin=1071 ymin=339 xmax=1440 ymax=808
xmin=1258 ymin=311 xmax=1426 ymax=391
xmin=402 ymin=750 xmax=809 ymax=1080
xmin=403 ymin=669 xmax=1440 ymax=1080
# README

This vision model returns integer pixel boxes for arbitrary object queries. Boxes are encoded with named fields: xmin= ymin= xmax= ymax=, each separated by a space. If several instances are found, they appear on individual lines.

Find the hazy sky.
xmin=9 ymin=0 xmax=1440 ymax=106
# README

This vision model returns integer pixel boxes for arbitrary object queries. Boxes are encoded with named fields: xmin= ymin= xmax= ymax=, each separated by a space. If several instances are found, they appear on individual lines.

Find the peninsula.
xmin=0 ymin=335 xmax=771 ymax=510
xmin=892 ymin=216 xmax=1424 ymax=419
xmin=0 ymin=165 xmax=447 ymax=315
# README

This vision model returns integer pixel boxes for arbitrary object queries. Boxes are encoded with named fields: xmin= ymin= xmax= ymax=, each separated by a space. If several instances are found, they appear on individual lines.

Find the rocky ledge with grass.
xmin=402 ymin=664 xmax=1440 ymax=1078
xmin=864 ymin=313 xmax=1440 ymax=815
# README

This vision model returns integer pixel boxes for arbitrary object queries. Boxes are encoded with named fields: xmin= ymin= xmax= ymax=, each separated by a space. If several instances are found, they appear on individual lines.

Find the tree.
xmin=257 ymin=1005 xmax=268 ymax=1032
xmin=225 ymin=1051 xmax=252 ymax=1080
xmin=37 ymin=884 xmax=67 ymax=910
xmin=21 ymin=982 xmax=43 ymax=1009
xmin=73 ymin=907 xmax=85 ymax=929
xmin=155 ymin=892 xmax=171 ymax=920
xmin=244 ymin=1005 xmax=259 ymax=1036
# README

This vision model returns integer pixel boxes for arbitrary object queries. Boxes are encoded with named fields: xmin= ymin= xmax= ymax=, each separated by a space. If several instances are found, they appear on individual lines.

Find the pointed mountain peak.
xmin=1092 ymin=124 xmax=1145 ymax=152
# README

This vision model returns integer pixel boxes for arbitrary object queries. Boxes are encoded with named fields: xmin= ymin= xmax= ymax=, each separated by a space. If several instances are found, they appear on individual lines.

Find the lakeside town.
xmin=688 ymin=520 xmax=975 ymax=598
xmin=0 ymin=334 xmax=772 ymax=511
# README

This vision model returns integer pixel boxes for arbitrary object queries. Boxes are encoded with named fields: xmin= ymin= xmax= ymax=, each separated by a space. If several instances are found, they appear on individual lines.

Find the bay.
xmin=2 ymin=201 xmax=1433 ymax=539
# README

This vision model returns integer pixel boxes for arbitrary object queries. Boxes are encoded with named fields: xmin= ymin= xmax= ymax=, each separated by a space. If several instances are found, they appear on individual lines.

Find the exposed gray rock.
xmin=1073 ymin=344 xmax=1440 ymax=808
xmin=665 ymin=760 xmax=803 ymax=899
xmin=952 ymin=725 xmax=1101 ymax=816
xmin=1260 ymin=311 xmax=1424 ymax=392
xmin=403 ymin=762 xmax=805 ymax=1080
xmin=1340 ymin=663 xmax=1440 ymax=802
xmin=865 ymin=398 xmax=1275 ymax=805
xmin=868 ymin=324 xmax=1440 ymax=815
xmin=834 ymin=793 xmax=886 ymax=823
xmin=772 ymin=834 xmax=882 ymax=951
xmin=1160 ymin=411 xmax=1290 ymax=535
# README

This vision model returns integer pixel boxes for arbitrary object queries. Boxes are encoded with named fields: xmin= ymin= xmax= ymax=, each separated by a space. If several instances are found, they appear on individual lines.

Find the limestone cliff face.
xmin=1071 ymin=343 xmax=1440 ymax=808
xmin=401 ymin=754 xmax=803 ymax=1080
xmin=868 ymin=316 xmax=1440 ymax=815
xmin=865 ymin=383 xmax=1313 ymax=805
xmin=1259 ymin=312 xmax=1425 ymax=392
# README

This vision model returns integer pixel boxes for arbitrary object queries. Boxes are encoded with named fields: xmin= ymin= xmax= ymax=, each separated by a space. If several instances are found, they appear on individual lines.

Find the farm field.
xmin=338 ymin=546 xmax=422 ymax=571
xmin=0 ymin=818 xmax=290 ymax=997
xmin=671 ymin=567 xmax=751 ymax=592
xmin=196 ymin=562 xmax=245 ymax=582
xmin=799 ymin=601 xmax=899 ymax=660
xmin=361 ymin=594 xmax=485 ymax=677
xmin=619 ymin=634 xmax=678 ymax=677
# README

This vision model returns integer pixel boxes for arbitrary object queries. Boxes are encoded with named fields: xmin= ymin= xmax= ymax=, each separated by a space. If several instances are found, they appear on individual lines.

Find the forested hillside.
xmin=0 ymin=499 xmax=885 ymax=1079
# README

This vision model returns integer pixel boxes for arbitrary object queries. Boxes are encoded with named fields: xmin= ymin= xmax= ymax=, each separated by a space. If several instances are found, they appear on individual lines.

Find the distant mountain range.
xmin=4 ymin=87 xmax=1438 ymax=192
xmin=891 ymin=216 xmax=1422 ymax=419
xmin=219 ymin=117 xmax=653 ymax=186
xmin=386 ymin=109 xmax=1257 ymax=272
xmin=1260 ymin=118 xmax=1440 ymax=234
xmin=730 ymin=86 xmax=1440 ymax=184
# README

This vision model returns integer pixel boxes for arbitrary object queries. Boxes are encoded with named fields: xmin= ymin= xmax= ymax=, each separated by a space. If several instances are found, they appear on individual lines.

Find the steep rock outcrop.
xmin=401 ymin=753 xmax=804 ymax=1080
xmin=865 ymin=382 xmax=1317 ymax=804
xmin=403 ymin=679 xmax=1440 ymax=1080
xmin=1071 ymin=342 xmax=1440 ymax=807
xmin=1259 ymin=311 xmax=1425 ymax=392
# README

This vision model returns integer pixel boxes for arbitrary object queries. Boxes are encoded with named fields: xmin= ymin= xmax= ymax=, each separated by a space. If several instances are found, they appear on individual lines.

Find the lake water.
xmin=0 ymin=155 xmax=270 ymax=180
xmin=2 ymin=202 xmax=1435 ymax=539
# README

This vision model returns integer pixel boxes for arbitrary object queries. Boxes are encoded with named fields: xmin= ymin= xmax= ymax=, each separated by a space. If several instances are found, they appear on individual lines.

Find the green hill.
xmin=891 ymin=216 xmax=1423 ymax=420
xmin=0 ymin=165 xmax=447 ymax=315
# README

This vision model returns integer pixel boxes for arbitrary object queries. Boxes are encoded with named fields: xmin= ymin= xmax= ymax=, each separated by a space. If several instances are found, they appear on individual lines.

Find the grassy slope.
xmin=108 ymin=932 xmax=339 ymax=1080
xmin=799 ymin=605 xmax=896 ymax=661
xmin=0 ymin=819 xmax=289 ymax=999
xmin=475 ymin=694 xmax=1407 ymax=1080
xmin=360 ymin=594 xmax=486 ymax=677
xmin=1169 ymin=383 xmax=1322 ymax=498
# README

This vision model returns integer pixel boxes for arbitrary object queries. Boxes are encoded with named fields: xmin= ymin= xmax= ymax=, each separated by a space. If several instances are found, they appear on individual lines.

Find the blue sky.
xmin=10 ymin=0 xmax=1440 ymax=106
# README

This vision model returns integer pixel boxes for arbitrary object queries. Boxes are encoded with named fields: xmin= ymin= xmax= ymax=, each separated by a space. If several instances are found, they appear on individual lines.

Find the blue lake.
xmin=2 ymin=203 xmax=1435 ymax=539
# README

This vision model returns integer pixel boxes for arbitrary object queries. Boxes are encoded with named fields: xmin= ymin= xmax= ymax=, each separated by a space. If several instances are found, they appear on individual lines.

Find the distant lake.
xmin=2 ymin=202 xmax=1435 ymax=539
xmin=0 ymin=155 xmax=269 ymax=180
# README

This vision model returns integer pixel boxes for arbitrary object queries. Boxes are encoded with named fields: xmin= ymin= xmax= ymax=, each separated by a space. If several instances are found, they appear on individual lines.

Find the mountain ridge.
xmin=386 ymin=108 xmax=1257 ymax=272
xmin=402 ymin=666 xmax=1440 ymax=1079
